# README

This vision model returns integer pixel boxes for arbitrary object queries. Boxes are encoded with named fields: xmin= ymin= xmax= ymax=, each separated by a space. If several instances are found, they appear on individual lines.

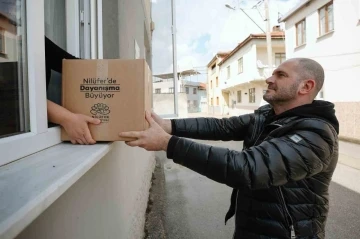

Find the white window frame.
xmin=296 ymin=19 xmax=306 ymax=46
xmin=275 ymin=53 xmax=286 ymax=66
xmin=66 ymin=0 xmax=80 ymax=57
xmin=318 ymin=1 xmax=334 ymax=36
xmin=358 ymin=1 xmax=360 ymax=23
xmin=0 ymin=0 xmax=103 ymax=167
xmin=237 ymin=90 xmax=242 ymax=103
xmin=238 ymin=57 xmax=243 ymax=74
xmin=66 ymin=0 xmax=103 ymax=59
xmin=0 ymin=0 xmax=51 ymax=166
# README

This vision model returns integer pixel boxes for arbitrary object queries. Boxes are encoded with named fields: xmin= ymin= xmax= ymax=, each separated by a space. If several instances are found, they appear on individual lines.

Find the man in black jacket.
xmin=120 ymin=58 xmax=339 ymax=239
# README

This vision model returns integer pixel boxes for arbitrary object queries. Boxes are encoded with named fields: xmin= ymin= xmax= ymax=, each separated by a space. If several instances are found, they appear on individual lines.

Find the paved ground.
xmin=145 ymin=113 xmax=360 ymax=239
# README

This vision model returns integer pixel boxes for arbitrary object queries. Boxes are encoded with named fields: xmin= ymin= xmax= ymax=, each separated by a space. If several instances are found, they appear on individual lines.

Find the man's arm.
xmin=152 ymin=111 xmax=253 ymax=141
xmin=167 ymin=119 xmax=337 ymax=189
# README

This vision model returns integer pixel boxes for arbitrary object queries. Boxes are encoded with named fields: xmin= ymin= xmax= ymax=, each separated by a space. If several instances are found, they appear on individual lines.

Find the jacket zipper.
xmin=278 ymin=187 xmax=296 ymax=239
xmin=233 ymin=118 xmax=284 ymax=238
xmin=233 ymin=124 xmax=265 ymax=239
xmin=257 ymin=122 xmax=296 ymax=238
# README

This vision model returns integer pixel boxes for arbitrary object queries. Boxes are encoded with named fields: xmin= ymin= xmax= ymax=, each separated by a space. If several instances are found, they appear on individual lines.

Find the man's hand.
xmin=151 ymin=110 xmax=172 ymax=134
xmin=119 ymin=110 xmax=172 ymax=151
xmin=61 ymin=113 xmax=101 ymax=145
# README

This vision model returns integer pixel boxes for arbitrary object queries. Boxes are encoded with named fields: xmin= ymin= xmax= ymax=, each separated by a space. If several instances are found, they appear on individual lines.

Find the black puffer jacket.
xmin=167 ymin=101 xmax=339 ymax=239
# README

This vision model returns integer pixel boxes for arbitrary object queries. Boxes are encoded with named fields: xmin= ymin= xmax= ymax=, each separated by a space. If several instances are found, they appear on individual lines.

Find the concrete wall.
xmin=15 ymin=143 xmax=155 ymax=239
xmin=153 ymin=93 xmax=188 ymax=117
xmin=334 ymin=102 xmax=360 ymax=141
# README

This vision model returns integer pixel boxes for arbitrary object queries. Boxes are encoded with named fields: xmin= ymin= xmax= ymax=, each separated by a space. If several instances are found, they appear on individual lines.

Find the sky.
xmin=151 ymin=0 xmax=302 ymax=81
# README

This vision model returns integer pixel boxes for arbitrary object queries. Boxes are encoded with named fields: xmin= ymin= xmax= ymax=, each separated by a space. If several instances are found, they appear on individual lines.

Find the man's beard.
xmin=263 ymin=82 xmax=299 ymax=104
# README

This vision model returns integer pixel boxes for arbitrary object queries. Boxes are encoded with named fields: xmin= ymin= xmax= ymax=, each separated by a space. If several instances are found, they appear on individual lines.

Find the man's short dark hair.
xmin=293 ymin=58 xmax=325 ymax=93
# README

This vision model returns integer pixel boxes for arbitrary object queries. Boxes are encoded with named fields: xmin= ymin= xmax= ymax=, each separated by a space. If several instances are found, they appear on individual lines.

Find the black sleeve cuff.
xmin=170 ymin=119 xmax=176 ymax=135
xmin=166 ymin=135 xmax=180 ymax=159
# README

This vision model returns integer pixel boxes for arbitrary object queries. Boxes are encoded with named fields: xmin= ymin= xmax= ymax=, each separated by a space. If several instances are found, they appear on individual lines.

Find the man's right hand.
xmin=151 ymin=110 xmax=172 ymax=134
xmin=61 ymin=113 xmax=100 ymax=145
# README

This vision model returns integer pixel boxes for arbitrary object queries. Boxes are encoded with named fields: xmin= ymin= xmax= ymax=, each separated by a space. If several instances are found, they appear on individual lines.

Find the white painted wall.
xmin=153 ymin=79 xmax=203 ymax=113
xmin=228 ymin=84 xmax=267 ymax=109
xmin=153 ymin=80 xmax=174 ymax=93
xmin=153 ymin=92 xmax=188 ymax=117
xmin=14 ymin=144 xmax=155 ymax=239
xmin=220 ymin=42 xmax=256 ymax=89
xmin=218 ymin=38 xmax=285 ymax=115
xmin=257 ymin=45 xmax=287 ymax=68
xmin=283 ymin=0 xmax=360 ymax=102
xmin=220 ymin=39 xmax=286 ymax=90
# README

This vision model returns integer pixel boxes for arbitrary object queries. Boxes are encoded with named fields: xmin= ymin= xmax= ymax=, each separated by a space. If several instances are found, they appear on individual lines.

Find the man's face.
xmin=263 ymin=60 xmax=301 ymax=104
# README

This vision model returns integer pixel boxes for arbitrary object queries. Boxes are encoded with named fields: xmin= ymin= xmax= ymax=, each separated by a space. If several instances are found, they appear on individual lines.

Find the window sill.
xmin=0 ymin=52 xmax=7 ymax=58
xmin=0 ymin=127 xmax=62 ymax=166
xmin=294 ymin=43 xmax=306 ymax=51
xmin=0 ymin=142 xmax=114 ymax=239
xmin=317 ymin=30 xmax=334 ymax=41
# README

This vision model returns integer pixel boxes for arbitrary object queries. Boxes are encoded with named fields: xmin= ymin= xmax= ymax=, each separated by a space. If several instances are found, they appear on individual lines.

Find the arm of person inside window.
xmin=45 ymin=36 xmax=79 ymax=89
xmin=47 ymin=100 xmax=100 ymax=145
xmin=45 ymin=36 xmax=101 ymax=145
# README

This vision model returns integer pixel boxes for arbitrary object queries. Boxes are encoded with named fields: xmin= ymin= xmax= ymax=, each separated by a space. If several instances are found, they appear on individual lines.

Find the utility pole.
xmin=264 ymin=0 xmax=273 ymax=73
xmin=171 ymin=0 xmax=179 ymax=116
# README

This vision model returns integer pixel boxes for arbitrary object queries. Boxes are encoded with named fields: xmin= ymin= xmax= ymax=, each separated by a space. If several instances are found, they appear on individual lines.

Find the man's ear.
xmin=299 ymin=79 xmax=316 ymax=95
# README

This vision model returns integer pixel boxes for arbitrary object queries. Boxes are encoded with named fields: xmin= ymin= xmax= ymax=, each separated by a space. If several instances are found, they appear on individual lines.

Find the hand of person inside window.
xmin=61 ymin=113 xmax=101 ymax=145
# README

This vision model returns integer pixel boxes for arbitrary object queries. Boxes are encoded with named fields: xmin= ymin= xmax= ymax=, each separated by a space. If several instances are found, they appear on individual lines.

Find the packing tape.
xmin=96 ymin=60 xmax=108 ymax=79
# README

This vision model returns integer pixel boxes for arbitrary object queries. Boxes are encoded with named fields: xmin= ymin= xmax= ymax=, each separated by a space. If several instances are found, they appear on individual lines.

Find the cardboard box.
xmin=61 ymin=59 xmax=152 ymax=141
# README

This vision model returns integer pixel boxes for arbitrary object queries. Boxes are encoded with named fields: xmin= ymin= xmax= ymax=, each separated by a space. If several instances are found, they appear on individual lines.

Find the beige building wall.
xmin=208 ymin=56 xmax=227 ymax=115
xmin=0 ymin=14 xmax=18 ymax=62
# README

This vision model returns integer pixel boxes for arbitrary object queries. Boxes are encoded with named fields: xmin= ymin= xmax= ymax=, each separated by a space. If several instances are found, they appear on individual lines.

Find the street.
xmin=147 ymin=139 xmax=360 ymax=239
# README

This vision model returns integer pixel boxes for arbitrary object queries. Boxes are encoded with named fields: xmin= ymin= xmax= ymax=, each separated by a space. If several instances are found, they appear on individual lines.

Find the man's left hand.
xmin=119 ymin=110 xmax=172 ymax=151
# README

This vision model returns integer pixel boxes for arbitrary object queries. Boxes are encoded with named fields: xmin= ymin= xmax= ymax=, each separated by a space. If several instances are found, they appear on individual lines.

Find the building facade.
xmin=279 ymin=0 xmax=360 ymax=141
